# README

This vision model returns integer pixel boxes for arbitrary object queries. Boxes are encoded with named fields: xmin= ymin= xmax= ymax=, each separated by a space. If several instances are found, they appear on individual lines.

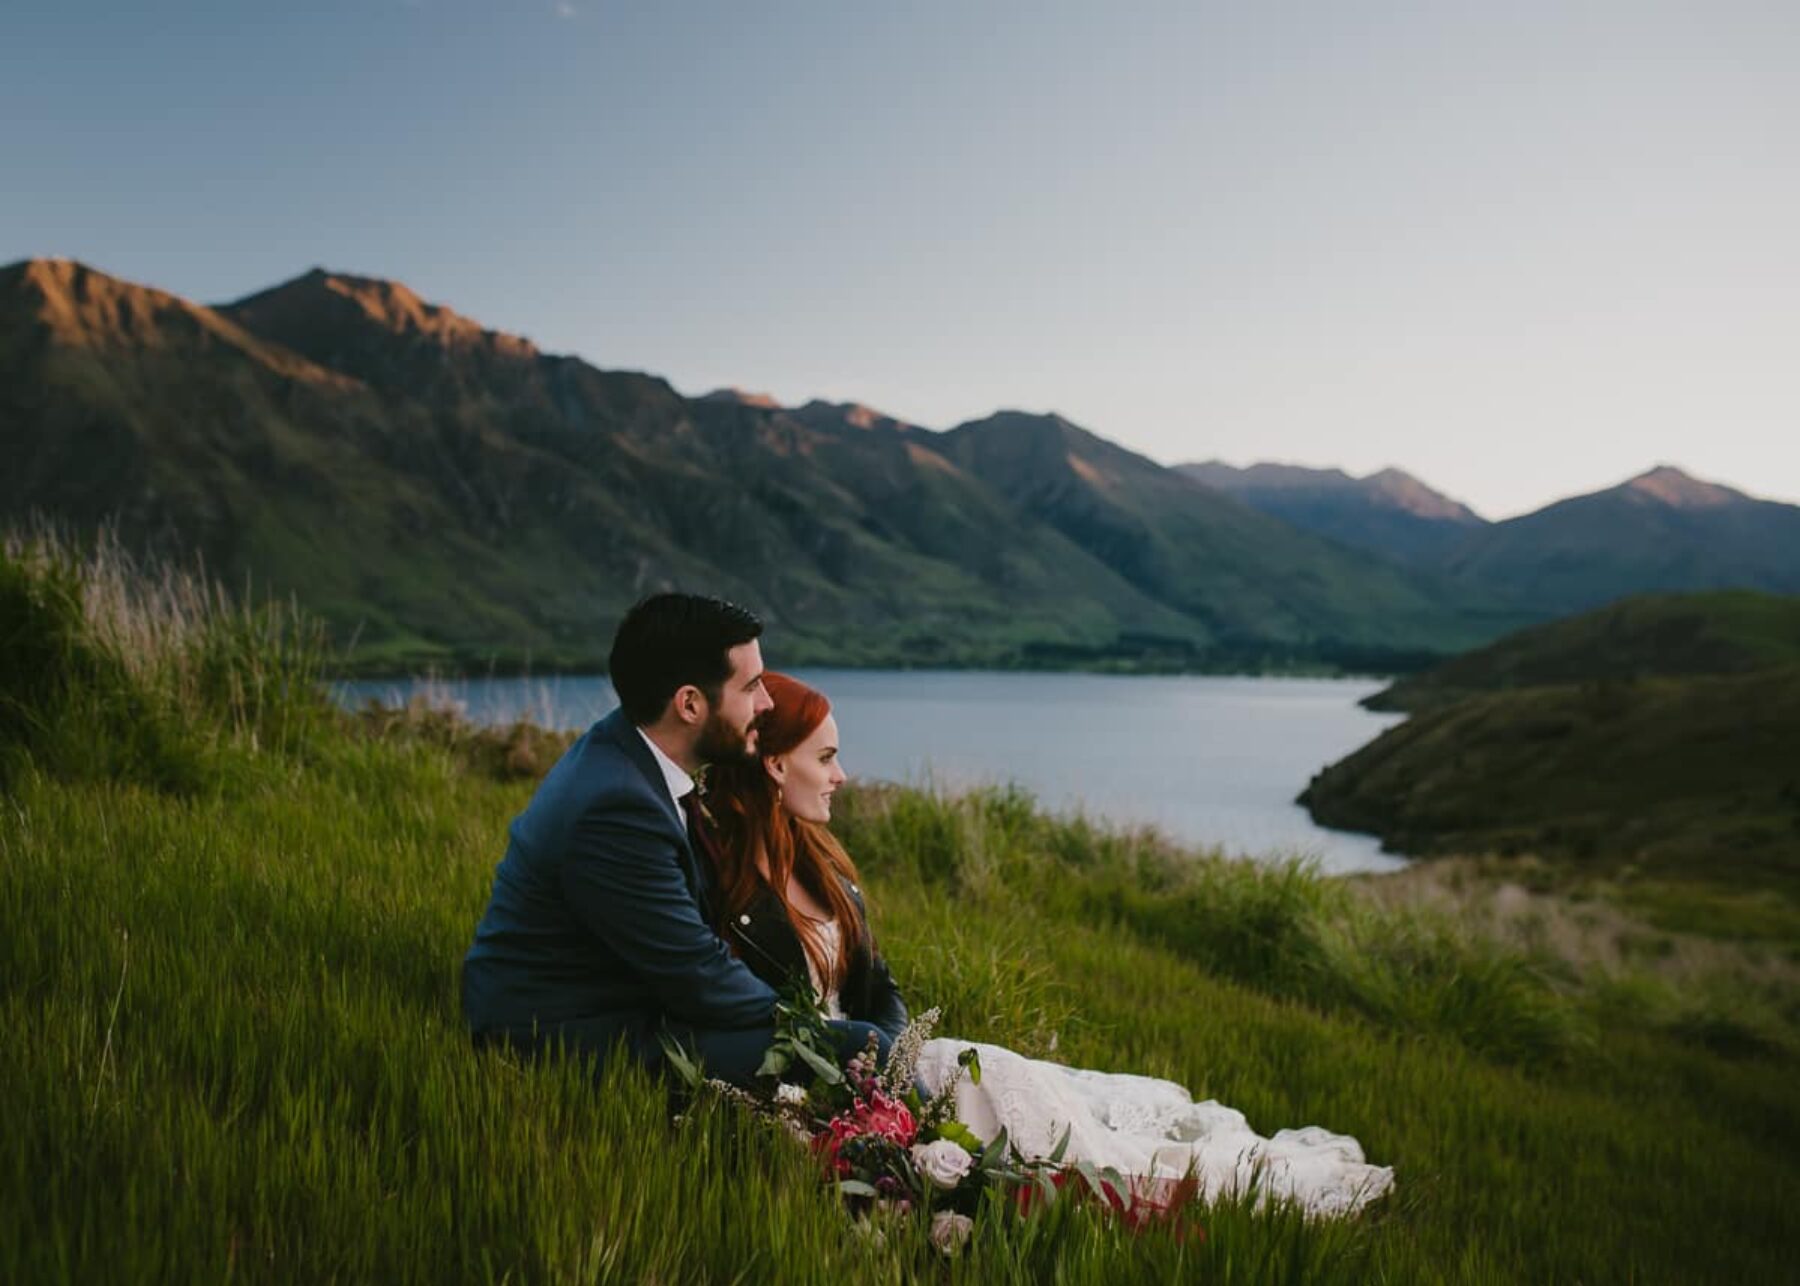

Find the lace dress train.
xmin=913 ymin=1040 xmax=1394 ymax=1219
xmin=810 ymin=928 xmax=1391 ymax=1218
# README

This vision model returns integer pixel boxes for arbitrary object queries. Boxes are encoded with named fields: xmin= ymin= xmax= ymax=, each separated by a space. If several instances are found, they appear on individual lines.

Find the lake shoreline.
xmin=335 ymin=669 xmax=1410 ymax=875
xmin=325 ymin=654 xmax=1420 ymax=683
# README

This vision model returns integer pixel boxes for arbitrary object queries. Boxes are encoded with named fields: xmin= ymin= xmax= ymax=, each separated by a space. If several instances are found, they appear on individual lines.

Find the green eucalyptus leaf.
xmin=935 ymin=1120 xmax=985 ymax=1154
xmin=792 ymin=1037 xmax=845 ymax=1084
xmin=836 ymin=1179 xmax=878 ymax=1198
xmin=980 ymin=1126 xmax=1010 ymax=1170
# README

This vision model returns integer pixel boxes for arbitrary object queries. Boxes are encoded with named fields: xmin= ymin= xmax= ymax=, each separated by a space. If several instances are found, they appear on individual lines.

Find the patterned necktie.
xmin=680 ymin=789 xmax=723 ymax=871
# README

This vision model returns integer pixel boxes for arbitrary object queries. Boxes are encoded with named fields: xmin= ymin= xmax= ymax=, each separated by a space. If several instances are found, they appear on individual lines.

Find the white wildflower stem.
xmin=917 ymin=1057 xmax=974 ymax=1131
xmin=702 ymin=1078 xmax=766 ymax=1110
xmin=880 ymin=1006 xmax=940 ymax=1094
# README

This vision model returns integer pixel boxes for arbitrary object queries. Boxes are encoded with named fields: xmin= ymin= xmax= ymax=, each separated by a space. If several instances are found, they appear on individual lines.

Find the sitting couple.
xmin=461 ymin=594 xmax=1393 ymax=1218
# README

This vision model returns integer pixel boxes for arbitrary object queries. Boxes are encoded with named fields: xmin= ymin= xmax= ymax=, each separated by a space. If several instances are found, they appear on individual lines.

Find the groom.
xmin=460 ymin=593 xmax=891 ymax=1085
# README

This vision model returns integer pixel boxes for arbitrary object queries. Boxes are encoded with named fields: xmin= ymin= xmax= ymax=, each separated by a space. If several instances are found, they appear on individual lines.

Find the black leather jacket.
xmin=722 ymin=877 xmax=909 ymax=1043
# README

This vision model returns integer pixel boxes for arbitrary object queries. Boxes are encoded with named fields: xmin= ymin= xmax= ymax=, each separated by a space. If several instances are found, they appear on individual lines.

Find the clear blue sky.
xmin=5 ymin=1 xmax=1796 ymax=519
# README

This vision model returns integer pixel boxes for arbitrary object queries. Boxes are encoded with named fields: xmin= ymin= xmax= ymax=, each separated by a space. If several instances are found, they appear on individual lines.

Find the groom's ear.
xmin=671 ymin=684 xmax=707 ymax=726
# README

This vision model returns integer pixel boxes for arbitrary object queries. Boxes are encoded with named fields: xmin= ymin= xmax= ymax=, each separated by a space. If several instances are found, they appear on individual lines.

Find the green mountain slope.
xmin=4 ymin=259 xmax=1520 ymax=670
xmin=1177 ymin=461 xmax=1487 ymax=567
xmin=3 ymin=260 xmax=709 ymax=665
xmin=1434 ymin=466 xmax=1800 ymax=613
xmin=1302 ymin=592 xmax=1800 ymax=889
xmin=1301 ymin=665 xmax=1800 ymax=890
xmin=1366 ymin=590 xmax=1800 ymax=711
xmin=944 ymin=412 xmax=1524 ymax=661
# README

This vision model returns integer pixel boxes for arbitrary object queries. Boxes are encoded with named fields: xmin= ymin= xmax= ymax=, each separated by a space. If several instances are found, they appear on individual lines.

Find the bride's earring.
xmin=776 ymin=786 xmax=784 ymax=806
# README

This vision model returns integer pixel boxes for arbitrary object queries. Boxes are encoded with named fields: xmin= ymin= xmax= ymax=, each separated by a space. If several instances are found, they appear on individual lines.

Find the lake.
xmin=335 ymin=670 xmax=1408 ymax=875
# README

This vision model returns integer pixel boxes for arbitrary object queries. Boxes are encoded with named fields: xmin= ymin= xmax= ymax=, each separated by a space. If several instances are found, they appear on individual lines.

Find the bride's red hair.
xmin=705 ymin=672 xmax=865 ymax=990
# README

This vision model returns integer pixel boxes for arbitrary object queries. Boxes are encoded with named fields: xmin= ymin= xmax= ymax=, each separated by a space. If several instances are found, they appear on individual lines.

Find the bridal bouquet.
xmin=662 ymin=987 xmax=1202 ymax=1253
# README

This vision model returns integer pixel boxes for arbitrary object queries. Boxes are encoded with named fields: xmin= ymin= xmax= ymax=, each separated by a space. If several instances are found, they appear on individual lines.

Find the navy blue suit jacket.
xmin=461 ymin=708 xmax=780 ymax=1057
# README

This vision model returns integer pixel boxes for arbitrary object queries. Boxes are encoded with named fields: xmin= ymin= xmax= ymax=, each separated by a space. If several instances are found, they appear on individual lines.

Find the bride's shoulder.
xmin=834 ymin=873 xmax=872 ymax=920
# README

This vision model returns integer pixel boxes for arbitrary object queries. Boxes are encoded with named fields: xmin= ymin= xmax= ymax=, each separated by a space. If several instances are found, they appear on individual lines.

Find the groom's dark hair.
xmin=609 ymin=593 xmax=764 ymax=725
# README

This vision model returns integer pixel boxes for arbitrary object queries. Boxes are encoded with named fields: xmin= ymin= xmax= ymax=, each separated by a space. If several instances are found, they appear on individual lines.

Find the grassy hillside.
xmin=1305 ymin=592 xmax=1800 ymax=909
xmin=1305 ymin=667 xmax=1800 ymax=895
xmin=4 ymin=534 xmax=1798 ymax=1283
xmin=1367 ymin=590 xmax=1800 ymax=711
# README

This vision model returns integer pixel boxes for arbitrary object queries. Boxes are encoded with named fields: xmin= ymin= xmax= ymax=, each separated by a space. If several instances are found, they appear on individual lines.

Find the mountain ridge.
xmin=224 ymin=268 xmax=539 ymax=358
xmin=3 ymin=258 xmax=357 ymax=390
xmin=17 ymin=258 xmax=1496 ymax=670
xmin=5 ymin=256 xmax=1793 ymax=672
xmin=1180 ymin=460 xmax=1485 ymax=523
xmin=1622 ymin=464 xmax=1747 ymax=511
xmin=1437 ymin=464 xmax=1800 ymax=614
xmin=1178 ymin=458 xmax=1488 ymax=567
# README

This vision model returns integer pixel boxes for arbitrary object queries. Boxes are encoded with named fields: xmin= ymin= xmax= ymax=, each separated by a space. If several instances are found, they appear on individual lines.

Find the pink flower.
xmin=929 ymin=1211 xmax=973 ymax=1255
xmin=812 ymin=1092 xmax=919 ymax=1176
xmin=859 ymin=1092 xmax=917 ymax=1147
xmin=812 ymin=1114 xmax=863 ymax=1176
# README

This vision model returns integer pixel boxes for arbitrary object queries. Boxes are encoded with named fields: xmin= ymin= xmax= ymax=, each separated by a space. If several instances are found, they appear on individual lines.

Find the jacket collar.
xmin=634 ymin=725 xmax=696 ymax=813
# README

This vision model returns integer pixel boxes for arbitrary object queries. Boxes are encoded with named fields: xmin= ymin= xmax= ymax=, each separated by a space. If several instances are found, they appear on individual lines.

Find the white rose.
xmin=910 ymin=1138 xmax=975 ymax=1190
xmin=774 ymin=1082 xmax=808 ymax=1107
xmin=928 ymin=1211 xmax=974 ymax=1256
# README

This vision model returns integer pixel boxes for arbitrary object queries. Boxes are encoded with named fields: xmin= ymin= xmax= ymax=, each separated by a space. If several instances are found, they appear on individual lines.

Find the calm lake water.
xmin=335 ymin=671 xmax=1408 ymax=875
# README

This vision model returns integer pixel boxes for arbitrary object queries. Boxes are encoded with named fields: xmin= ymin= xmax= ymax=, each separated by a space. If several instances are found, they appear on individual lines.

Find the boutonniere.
xmin=691 ymin=767 xmax=716 ymax=827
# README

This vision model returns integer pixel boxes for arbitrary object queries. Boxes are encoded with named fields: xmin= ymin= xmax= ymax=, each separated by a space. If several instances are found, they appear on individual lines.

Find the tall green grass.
xmin=3 ymin=534 xmax=1798 ymax=1283
xmin=837 ymin=784 xmax=1592 ymax=1066
xmin=0 ymin=528 xmax=328 ymax=792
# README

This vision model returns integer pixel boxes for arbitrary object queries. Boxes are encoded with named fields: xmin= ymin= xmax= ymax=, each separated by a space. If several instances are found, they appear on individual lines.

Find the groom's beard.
xmin=695 ymin=708 xmax=757 ymax=765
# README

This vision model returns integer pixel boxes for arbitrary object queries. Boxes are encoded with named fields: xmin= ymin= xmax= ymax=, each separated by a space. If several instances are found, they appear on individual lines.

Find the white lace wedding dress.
xmin=913 ymin=1040 xmax=1393 ymax=1218
xmin=812 ymin=929 xmax=1394 ymax=1219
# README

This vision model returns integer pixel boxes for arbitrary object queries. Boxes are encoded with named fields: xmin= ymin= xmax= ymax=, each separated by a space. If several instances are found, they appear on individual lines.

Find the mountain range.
xmin=1184 ymin=460 xmax=1800 ymax=615
xmin=4 ymin=256 xmax=1795 ymax=672
xmin=1176 ymin=461 xmax=1486 ymax=567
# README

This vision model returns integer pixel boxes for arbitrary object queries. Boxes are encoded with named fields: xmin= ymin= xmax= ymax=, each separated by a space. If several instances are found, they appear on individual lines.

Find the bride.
xmin=702 ymin=672 xmax=1394 ymax=1219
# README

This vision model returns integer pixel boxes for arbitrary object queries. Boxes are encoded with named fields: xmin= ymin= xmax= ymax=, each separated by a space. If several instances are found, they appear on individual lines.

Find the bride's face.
xmin=765 ymin=714 xmax=846 ymax=823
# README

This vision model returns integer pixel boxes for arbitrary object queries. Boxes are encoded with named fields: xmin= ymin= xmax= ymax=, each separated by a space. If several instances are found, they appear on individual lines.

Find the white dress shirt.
xmin=635 ymin=726 xmax=695 ymax=831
